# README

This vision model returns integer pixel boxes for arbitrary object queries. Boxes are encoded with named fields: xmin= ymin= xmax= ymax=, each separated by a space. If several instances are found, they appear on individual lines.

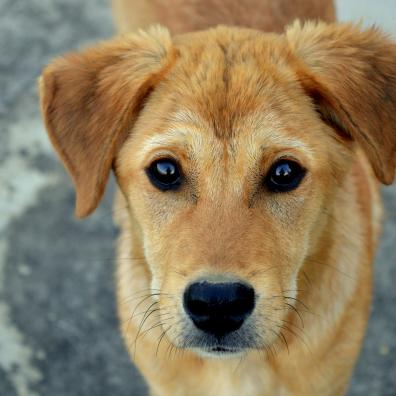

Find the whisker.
xmin=120 ymin=292 xmax=163 ymax=306
xmin=133 ymin=301 xmax=159 ymax=356
xmin=120 ymin=308 xmax=173 ymax=324
xmin=283 ymin=296 xmax=314 ymax=315
xmin=284 ymin=302 xmax=305 ymax=328
xmin=156 ymin=327 xmax=170 ymax=356
xmin=120 ymin=290 xmax=173 ymax=305
xmin=278 ymin=331 xmax=289 ymax=354
xmin=301 ymin=270 xmax=312 ymax=288
xmin=278 ymin=322 xmax=311 ymax=353
xmin=125 ymin=296 xmax=160 ymax=342
xmin=136 ymin=317 xmax=174 ymax=342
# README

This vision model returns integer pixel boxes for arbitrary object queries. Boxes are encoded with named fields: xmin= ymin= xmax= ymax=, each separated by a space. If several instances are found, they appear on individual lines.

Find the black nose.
xmin=183 ymin=281 xmax=255 ymax=337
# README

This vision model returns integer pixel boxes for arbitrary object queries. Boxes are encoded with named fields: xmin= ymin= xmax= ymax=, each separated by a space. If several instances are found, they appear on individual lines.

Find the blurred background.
xmin=0 ymin=1 xmax=395 ymax=395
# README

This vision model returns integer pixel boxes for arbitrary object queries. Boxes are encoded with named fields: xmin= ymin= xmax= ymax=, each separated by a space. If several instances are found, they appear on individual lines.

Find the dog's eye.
xmin=146 ymin=159 xmax=181 ymax=190
xmin=265 ymin=160 xmax=306 ymax=192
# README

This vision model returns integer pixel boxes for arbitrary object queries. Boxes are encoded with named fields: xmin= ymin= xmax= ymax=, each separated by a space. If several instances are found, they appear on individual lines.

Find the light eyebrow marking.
xmin=261 ymin=135 xmax=313 ymax=153
xmin=138 ymin=128 xmax=189 ymax=158
xmin=138 ymin=109 xmax=210 ymax=162
xmin=245 ymin=111 xmax=316 ymax=160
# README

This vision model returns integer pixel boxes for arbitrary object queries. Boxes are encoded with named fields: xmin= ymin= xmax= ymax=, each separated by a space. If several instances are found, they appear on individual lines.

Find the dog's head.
xmin=40 ymin=23 xmax=396 ymax=357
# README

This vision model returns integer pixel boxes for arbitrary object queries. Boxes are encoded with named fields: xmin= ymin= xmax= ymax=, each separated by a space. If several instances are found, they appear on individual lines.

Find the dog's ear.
xmin=287 ymin=21 xmax=396 ymax=184
xmin=39 ymin=26 xmax=176 ymax=218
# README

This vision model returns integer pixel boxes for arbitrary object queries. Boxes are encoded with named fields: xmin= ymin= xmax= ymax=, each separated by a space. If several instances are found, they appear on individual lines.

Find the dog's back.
xmin=112 ymin=0 xmax=335 ymax=34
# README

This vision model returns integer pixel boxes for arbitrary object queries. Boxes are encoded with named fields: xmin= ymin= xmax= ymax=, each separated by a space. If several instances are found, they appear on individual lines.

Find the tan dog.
xmin=39 ymin=1 xmax=396 ymax=395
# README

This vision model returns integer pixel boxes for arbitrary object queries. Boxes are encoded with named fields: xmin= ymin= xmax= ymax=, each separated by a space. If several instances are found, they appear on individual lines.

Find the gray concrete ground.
xmin=0 ymin=1 xmax=395 ymax=395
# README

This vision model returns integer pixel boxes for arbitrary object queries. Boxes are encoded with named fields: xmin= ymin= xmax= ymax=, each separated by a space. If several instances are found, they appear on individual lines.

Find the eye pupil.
xmin=147 ymin=159 xmax=181 ymax=190
xmin=266 ymin=160 xmax=305 ymax=192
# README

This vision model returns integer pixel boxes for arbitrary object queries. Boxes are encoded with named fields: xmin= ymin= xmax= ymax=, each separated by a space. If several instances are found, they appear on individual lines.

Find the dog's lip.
xmin=189 ymin=345 xmax=245 ymax=359
xmin=208 ymin=346 xmax=241 ymax=353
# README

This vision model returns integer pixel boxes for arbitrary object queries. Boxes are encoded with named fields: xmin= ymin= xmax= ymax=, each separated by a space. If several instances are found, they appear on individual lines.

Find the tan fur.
xmin=39 ymin=1 xmax=396 ymax=395
xmin=113 ymin=0 xmax=335 ymax=34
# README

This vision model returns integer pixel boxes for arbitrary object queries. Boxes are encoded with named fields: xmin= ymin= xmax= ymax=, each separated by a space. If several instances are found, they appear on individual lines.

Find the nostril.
xmin=183 ymin=281 xmax=255 ymax=337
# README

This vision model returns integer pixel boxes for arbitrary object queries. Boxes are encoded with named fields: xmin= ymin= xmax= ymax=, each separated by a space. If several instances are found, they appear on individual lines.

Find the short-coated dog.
xmin=39 ymin=0 xmax=396 ymax=394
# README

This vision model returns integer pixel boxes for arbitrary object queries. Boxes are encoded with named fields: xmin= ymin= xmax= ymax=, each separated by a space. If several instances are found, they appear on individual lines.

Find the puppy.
xmin=39 ymin=0 xmax=396 ymax=395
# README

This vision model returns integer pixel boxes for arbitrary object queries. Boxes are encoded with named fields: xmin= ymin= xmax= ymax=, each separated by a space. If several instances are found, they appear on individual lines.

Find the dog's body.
xmin=112 ymin=0 xmax=335 ymax=34
xmin=39 ymin=1 xmax=396 ymax=395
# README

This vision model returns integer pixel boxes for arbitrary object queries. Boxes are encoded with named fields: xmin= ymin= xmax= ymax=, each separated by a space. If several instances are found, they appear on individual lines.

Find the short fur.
xmin=39 ymin=1 xmax=396 ymax=395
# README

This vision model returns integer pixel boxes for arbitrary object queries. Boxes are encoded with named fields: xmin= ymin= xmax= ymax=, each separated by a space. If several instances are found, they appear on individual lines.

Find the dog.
xmin=39 ymin=0 xmax=396 ymax=395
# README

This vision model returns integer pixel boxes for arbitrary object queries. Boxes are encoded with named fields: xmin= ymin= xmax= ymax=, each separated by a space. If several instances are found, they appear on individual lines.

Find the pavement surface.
xmin=0 ymin=1 xmax=395 ymax=395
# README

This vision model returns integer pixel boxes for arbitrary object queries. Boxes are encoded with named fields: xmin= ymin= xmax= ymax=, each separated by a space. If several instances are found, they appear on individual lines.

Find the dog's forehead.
xmin=130 ymin=28 xmax=324 ymax=168
xmin=164 ymin=27 xmax=313 ymax=140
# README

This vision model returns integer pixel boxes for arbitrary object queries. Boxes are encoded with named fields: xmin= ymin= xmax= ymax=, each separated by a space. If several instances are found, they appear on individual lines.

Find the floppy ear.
xmin=39 ymin=26 xmax=176 ymax=218
xmin=286 ymin=21 xmax=396 ymax=184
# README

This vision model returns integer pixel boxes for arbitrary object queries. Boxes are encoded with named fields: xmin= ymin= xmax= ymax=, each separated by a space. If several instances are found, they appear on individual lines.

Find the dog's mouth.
xmin=189 ymin=345 xmax=245 ymax=359
xmin=209 ymin=346 xmax=241 ymax=354
xmin=211 ymin=346 xmax=236 ymax=352
xmin=209 ymin=346 xmax=243 ymax=355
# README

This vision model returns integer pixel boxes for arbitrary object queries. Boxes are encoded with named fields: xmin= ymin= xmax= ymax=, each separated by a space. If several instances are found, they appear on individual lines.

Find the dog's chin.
xmin=190 ymin=346 xmax=246 ymax=359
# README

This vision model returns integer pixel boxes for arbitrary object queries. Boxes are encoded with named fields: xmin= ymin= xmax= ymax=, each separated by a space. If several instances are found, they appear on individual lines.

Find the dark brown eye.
xmin=265 ymin=160 xmax=306 ymax=192
xmin=146 ymin=159 xmax=181 ymax=190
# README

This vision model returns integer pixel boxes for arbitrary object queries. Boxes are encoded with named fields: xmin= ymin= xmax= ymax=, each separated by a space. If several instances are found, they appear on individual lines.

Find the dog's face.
xmin=115 ymin=28 xmax=350 ymax=355
xmin=40 ymin=24 xmax=396 ymax=357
